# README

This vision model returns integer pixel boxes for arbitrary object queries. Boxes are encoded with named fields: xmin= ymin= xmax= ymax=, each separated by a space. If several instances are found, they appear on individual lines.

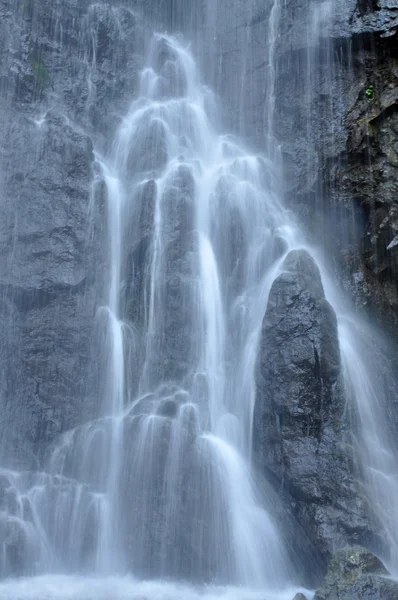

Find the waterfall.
xmin=339 ymin=320 xmax=398 ymax=573
xmin=1 ymin=1 xmax=398 ymax=598
xmin=82 ymin=32 xmax=295 ymax=587
xmin=0 ymin=31 xmax=306 ymax=598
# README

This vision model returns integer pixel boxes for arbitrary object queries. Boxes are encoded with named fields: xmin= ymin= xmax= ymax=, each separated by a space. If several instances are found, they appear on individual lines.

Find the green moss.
xmin=365 ymin=84 xmax=374 ymax=101
xmin=31 ymin=58 xmax=51 ymax=90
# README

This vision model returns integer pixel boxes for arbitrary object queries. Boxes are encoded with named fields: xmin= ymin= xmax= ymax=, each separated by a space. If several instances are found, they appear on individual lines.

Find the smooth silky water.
xmin=1 ymin=5 xmax=398 ymax=600
xmin=0 ymin=32 xmax=308 ymax=600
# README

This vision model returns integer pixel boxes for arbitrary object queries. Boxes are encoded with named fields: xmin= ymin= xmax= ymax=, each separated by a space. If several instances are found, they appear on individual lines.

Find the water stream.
xmin=0 ymin=32 xmax=301 ymax=598
xmin=0 ymin=2 xmax=398 ymax=599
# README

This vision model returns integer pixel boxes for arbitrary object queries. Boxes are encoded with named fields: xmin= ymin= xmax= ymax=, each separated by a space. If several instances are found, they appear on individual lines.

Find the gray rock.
xmin=126 ymin=117 xmax=169 ymax=177
xmin=205 ymin=0 xmax=398 ymax=331
xmin=314 ymin=546 xmax=398 ymax=600
xmin=254 ymin=250 xmax=372 ymax=562
xmin=0 ymin=0 xmax=151 ymax=470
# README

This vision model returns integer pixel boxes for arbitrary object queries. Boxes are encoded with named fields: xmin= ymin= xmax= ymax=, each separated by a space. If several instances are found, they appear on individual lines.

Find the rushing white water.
xmin=0 ymin=576 xmax=313 ymax=600
xmin=1 ymin=4 xmax=398 ymax=597
xmin=0 ymin=32 xmax=300 ymax=593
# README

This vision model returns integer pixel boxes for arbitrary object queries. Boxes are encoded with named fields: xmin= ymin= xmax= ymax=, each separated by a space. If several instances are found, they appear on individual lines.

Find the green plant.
xmin=365 ymin=84 xmax=374 ymax=101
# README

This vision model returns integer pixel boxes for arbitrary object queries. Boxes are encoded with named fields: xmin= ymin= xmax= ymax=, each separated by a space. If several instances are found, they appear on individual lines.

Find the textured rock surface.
xmin=208 ymin=0 xmax=398 ymax=333
xmin=209 ymin=0 xmax=398 ymax=567
xmin=274 ymin=1 xmax=398 ymax=332
xmin=314 ymin=547 xmax=398 ymax=600
xmin=0 ymin=0 xmax=151 ymax=468
xmin=254 ymin=250 xmax=372 ymax=564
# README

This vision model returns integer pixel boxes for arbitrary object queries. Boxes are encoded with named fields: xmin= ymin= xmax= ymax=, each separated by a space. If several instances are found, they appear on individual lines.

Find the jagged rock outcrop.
xmin=314 ymin=547 xmax=398 ymax=600
xmin=254 ymin=250 xmax=373 ymax=564
xmin=274 ymin=1 xmax=398 ymax=332
xmin=332 ymin=30 xmax=398 ymax=328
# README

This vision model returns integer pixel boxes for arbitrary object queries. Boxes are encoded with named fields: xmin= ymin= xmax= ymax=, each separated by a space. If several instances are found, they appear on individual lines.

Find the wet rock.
xmin=0 ymin=0 xmax=152 ymax=473
xmin=254 ymin=250 xmax=372 ymax=564
xmin=122 ymin=178 xmax=157 ymax=332
xmin=152 ymin=37 xmax=179 ymax=71
xmin=210 ymin=176 xmax=247 ymax=296
xmin=276 ymin=1 xmax=398 ymax=332
xmin=0 ymin=114 xmax=97 ymax=467
xmin=156 ymin=399 xmax=179 ymax=418
xmin=208 ymin=0 xmax=398 ymax=331
xmin=156 ymin=59 xmax=188 ymax=99
xmin=314 ymin=547 xmax=398 ymax=600
xmin=127 ymin=117 xmax=168 ymax=176
xmin=0 ymin=516 xmax=34 ymax=576
xmin=0 ymin=115 xmax=93 ymax=291
xmin=293 ymin=594 xmax=309 ymax=600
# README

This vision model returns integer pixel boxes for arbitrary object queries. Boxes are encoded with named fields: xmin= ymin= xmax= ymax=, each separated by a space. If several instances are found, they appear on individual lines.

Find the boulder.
xmin=314 ymin=547 xmax=398 ymax=600
xmin=254 ymin=250 xmax=372 ymax=565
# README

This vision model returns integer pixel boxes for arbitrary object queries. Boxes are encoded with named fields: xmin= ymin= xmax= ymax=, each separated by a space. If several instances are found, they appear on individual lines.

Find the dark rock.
xmin=254 ymin=250 xmax=372 ymax=563
xmin=276 ymin=3 xmax=398 ymax=332
xmin=206 ymin=0 xmax=398 ymax=333
xmin=156 ymin=58 xmax=188 ymax=99
xmin=122 ymin=178 xmax=157 ymax=329
xmin=0 ymin=114 xmax=97 ymax=468
xmin=293 ymin=594 xmax=309 ymax=600
xmin=314 ymin=546 xmax=398 ymax=600
xmin=126 ymin=117 xmax=169 ymax=177
xmin=0 ymin=0 xmax=151 ymax=471
xmin=130 ymin=164 xmax=198 ymax=387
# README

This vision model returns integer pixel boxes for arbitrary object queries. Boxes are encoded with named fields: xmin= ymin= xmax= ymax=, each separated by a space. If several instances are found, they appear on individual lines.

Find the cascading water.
xmin=0 ymin=32 xmax=308 ymax=599
xmin=1 ymin=2 xmax=398 ymax=599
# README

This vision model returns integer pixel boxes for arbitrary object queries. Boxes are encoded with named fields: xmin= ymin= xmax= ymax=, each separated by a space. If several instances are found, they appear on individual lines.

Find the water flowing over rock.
xmin=0 ymin=0 xmax=398 ymax=599
xmin=0 ymin=22 xmax=297 ymax=592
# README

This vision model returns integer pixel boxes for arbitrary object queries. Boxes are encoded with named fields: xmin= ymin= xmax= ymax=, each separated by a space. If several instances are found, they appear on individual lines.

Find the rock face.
xmin=0 ymin=0 xmax=152 ymax=468
xmin=273 ymin=1 xmax=398 ymax=333
xmin=332 ymin=29 xmax=398 ymax=329
xmin=208 ymin=0 xmax=398 ymax=333
xmin=254 ymin=250 xmax=372 ymax=565
xmin=314 ymin=547 xmax=398 ymax=600
xmin=207 ymin=0 xmax=398 ymax=570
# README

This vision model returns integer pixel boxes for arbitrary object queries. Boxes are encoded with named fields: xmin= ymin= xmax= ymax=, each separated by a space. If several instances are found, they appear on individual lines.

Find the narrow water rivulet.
xmin=1 ymin=3 xmax=398 ymax=599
